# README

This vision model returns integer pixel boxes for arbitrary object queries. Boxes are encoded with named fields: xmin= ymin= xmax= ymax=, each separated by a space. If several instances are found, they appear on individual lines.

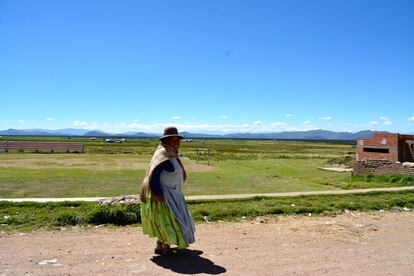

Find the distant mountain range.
xmin=0 ymin=128 xmax=400 ymax=140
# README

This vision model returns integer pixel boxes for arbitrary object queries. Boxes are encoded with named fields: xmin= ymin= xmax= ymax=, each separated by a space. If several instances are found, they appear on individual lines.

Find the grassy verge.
xmin=1 ymin=190 xmax=413 ymax=232
xmin=0 ymin=201 xmax=141 ymax=232
xmin=189 ymin=190 xmax=414 ymax=221
xmin=352 ymin=174 xmax=414 ymax=185
xmin=349 ymin=174 xmax=414 ymax=189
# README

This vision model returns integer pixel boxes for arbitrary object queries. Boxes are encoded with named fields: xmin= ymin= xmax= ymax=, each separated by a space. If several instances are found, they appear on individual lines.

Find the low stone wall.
xmin=353 ymin=160 xmax=414 ymax=176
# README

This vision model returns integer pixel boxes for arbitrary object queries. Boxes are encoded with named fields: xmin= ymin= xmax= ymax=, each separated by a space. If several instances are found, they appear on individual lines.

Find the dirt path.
xmin=185 ymin=186 xmax=414 ymax=200
xmin=1 ymin=186 xmax=414 ymax=202
xmin=1 ymin=211 xmax=413 ymax=275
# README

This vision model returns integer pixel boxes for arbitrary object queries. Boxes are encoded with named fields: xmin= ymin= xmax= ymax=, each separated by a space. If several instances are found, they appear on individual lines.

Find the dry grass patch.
xmin=0 ymin=154 xmax=149 ymax=171
xmin=184 ymin=163 xmax=215 ymax=172
xmin=0 ymin=154 xmax=214 ymax=172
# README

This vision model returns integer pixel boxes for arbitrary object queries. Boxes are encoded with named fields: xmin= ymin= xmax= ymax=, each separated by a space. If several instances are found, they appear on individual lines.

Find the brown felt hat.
xmin=159 ymin=126 xmax=183 ymax=140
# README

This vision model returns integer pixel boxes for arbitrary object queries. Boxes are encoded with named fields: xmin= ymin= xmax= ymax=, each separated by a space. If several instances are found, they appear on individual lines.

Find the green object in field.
xmin=195 ymin=147 xmax=211 ymax=165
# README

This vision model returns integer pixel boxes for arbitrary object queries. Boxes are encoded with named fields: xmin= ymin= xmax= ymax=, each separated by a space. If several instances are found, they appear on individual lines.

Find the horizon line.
xmin=1 ymin=127 xmax=409 ymax=135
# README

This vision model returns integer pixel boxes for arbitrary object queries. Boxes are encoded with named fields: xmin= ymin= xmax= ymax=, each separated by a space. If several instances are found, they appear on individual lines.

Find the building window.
xmin=363 ymin=147 xmax=389 ymax=153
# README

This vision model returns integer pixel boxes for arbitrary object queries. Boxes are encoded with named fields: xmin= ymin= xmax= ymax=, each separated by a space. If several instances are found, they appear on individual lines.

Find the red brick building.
xmin=356 ymin=133 xmax=414 ymax=162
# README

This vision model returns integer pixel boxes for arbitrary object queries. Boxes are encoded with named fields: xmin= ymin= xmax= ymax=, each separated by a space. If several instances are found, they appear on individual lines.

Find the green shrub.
xmin=0 ymin=216 xmax=24 ymax=225
xmin=87 ymin=204 xmax=141 ymax=225
xmin=53 ymin=212 xmax=84 ymax=226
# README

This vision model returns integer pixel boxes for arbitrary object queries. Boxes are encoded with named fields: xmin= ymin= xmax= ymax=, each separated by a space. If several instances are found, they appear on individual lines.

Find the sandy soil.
xmin=184 ymin=163 xmax=215 ymax=173
xmin=1 ymin=211 xmax=413 ymax=275
xmin=0 ymin=157 xmax=148 ymax=171
xmin=0 ymin=157 xmax=213 ymax=172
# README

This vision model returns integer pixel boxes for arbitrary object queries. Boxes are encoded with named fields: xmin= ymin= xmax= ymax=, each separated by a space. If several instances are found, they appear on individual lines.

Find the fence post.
xmin=195 ymin=148 xmax=211 ymax=165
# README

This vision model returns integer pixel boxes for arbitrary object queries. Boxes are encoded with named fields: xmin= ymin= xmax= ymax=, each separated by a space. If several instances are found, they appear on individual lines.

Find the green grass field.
xmin=1 ymin=190 xmax=413 ymax=231
xmin=0 ymin=136 xmax=412 ymax=198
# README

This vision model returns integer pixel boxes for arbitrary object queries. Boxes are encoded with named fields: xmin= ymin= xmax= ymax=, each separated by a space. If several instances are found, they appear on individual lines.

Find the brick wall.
xmin=362 ymin=133 xmax=399 ymax=147
xmin=356 ymin=133 xmax=399 ymax=162
xmin=356 ymin=149 xmax=398 ymax=162
xmin=399 ymin=135 xmax=414 ymax=162
xmin=353 ymin=160 xmax=414 ymax=176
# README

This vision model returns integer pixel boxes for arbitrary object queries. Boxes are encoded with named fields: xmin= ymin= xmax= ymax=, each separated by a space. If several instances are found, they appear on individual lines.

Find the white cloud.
xmin=68 ymin=120 xmax=323 ymax=134
xmin=340 ymin=121 xmax=398 ymax=132
xmin=171 ymin=115 xmax=181 ymax=120
xmin=253 ymin=120 xmax=262 ymax=126
xmin=379 ymin=116 xmax=390 ymax=121
xmin=341 ymin=128 xmax=352 ymax=132
xmin=72 ymin=121 xmax=160 ymax=133
xmin=285 ymin=114 xmax=293 ymax=117
xmin=73 ymin=120 xmax=99 ymax=129
xmin=18 ymin=120 xmax=25 ymax=123
xmin=218 ymin=115 xmax=227 ymax=119
xmin=321 ymin=116 xmax=332 ymax=120
xmin=270 ymin=122 xmax=287 ymax=127
xmin=408 ymin=116 xmax=414 ymax=121
xmin=46 ymin=117 xmax=55 ymax=121
xmin=302 ymin=120 xmax=311 ymax=125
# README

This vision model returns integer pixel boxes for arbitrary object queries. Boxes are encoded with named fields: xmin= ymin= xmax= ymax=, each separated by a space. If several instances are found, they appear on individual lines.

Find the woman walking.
xmin=140 ymin=126 xmax=195 ymax=255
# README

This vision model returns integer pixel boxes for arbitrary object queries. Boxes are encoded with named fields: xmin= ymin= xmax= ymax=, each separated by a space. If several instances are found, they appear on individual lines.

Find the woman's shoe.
xmin=154 ymin=243 xmax=173 ymax=256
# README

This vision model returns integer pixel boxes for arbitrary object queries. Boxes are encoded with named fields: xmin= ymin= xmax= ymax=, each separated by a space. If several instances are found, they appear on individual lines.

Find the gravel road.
xmin=1 ymin=211 xmax=413 ymax=275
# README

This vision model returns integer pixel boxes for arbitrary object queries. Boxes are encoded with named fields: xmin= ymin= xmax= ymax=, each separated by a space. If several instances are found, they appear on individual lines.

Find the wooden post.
xmin=195 ymin=148 xmax=211 ymax=165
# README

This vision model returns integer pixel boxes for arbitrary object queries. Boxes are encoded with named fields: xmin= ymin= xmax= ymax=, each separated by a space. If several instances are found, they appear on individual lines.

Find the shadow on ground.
xmin=151 ymin=249 xmax=226 ymax=274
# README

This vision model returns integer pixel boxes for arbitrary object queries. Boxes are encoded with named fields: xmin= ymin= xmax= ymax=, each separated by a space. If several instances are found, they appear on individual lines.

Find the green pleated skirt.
xmin=140 ymin=191 xmax=188 ymax=248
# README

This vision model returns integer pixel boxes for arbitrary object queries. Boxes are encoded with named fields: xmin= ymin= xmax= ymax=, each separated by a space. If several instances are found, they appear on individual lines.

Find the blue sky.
xmin=1 ymin=0 xmax=413 ymax=134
